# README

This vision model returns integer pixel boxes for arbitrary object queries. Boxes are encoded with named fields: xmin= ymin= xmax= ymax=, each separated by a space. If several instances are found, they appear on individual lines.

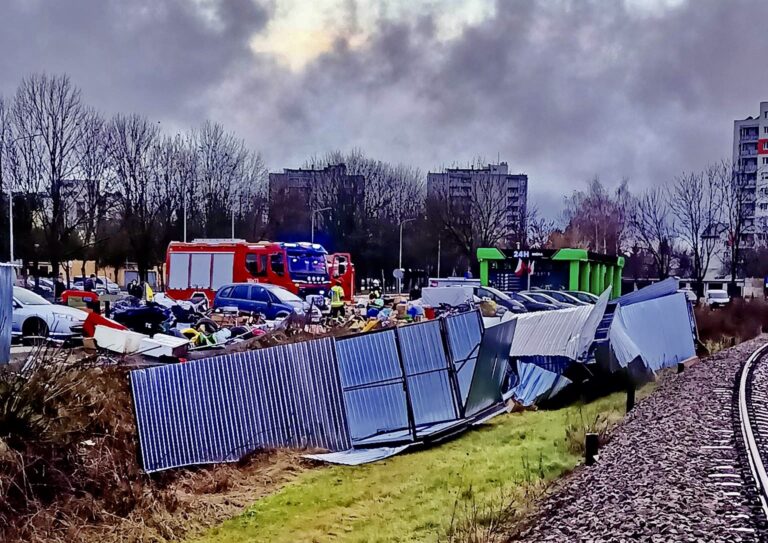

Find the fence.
xmin=131 ymin=310 xmax=513 ymax=472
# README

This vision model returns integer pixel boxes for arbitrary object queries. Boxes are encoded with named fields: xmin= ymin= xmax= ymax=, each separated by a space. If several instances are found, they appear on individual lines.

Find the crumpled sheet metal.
xmin=505 ymin=360 xmax=573 ymax=406
xmin=609 ymin=292 xmax=695 ymax=373
xmin=506 ymin=288 xmax=610 ymax=361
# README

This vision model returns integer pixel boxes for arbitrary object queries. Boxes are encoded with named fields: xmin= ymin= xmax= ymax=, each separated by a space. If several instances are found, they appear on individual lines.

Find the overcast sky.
xmin=1 ymin=0 xmax=767 ymax=214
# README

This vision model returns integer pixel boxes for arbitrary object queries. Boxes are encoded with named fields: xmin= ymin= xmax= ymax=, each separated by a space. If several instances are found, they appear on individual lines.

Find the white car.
xmin=705 ymin=289 xmax=730 ymax=308
xmin=11 ymin=287 xmax=87 ymax=343
xmin=71 ymin=276 xmax=120 ymax=295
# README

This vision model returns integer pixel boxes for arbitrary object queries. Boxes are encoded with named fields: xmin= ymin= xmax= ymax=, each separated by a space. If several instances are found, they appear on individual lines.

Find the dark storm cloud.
xmin=1 ymin=0 xmax=767 ymax=213
xmin=0 ymin=0 xmax=271 ymax=122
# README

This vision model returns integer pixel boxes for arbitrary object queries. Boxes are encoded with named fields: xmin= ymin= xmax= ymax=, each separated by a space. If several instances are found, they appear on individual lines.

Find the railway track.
xmin=738 ymin=342 xmax=768 ymax=529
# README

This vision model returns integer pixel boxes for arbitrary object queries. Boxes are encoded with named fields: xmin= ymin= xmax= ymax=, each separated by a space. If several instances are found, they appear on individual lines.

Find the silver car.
xmin=11 ymin=286 xmax=87 ymax=343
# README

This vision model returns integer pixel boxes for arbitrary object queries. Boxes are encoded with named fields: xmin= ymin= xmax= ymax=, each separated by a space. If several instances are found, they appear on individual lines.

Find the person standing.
xmin=330 ymin=283 xmax=345 ymax=318
xmin=54 ymin=274 xmax=66 ymax=299
xmin=84 ymin=274 xmax=96 ymax=292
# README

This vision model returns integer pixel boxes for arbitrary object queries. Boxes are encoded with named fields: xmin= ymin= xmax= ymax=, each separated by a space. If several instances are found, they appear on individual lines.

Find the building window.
xmin=763 ymin=157 xmax=768 ymax=165
xmin=764 ymin=126 xmax=768 ymax=134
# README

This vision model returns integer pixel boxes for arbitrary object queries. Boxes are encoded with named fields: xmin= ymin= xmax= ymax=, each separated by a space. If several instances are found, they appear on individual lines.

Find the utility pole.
xmin=398 ymin=218 xmax=416 ymax=294
xmin=183 ymin=189 xmax=187 ymax=242
xmin=437 ymin=236 xmax=441 ymax=278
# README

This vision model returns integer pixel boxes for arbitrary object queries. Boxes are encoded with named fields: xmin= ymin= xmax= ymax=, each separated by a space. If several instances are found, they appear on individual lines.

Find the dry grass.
xmin=695 ymin=298 xmax=768 ymax=351
xmin=0 ymin=348 xmax=307 ymax=543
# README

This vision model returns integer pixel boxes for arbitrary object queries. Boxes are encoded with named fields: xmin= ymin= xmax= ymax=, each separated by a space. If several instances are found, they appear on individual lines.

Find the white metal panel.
xmin=211 ymin=252 xmax=235 ymax=289
xmin=168 ymin=253 xmax=191 ymax=289
xmin=189 ymin=253 xmax=212 ymax=288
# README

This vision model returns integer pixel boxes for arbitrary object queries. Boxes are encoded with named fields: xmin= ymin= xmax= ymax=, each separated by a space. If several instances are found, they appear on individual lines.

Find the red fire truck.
xmin=165 ymin=239 xmax=355 ymax=302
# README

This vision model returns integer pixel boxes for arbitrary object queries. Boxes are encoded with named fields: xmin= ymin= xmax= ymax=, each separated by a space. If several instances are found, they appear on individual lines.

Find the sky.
xmin=1 ymin=0 xmax=767 ymax=215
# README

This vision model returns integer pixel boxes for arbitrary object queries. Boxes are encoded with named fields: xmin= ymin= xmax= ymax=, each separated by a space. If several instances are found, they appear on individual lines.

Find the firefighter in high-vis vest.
xmin=330 ymin=284 xmax=345 ymax=318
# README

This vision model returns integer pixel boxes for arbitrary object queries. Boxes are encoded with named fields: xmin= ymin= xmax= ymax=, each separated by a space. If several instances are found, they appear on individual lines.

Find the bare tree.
xmin=562 ymin=177 xmax=631 ymax=255
xmin=715 ymin=159 xmax=752 ymax=284
xmin=105 ymin=113 xmax=161 ymax=280
xmin=430 ymin=168 xmax=509 ymax=260
xmin=524 ymin=206 xmax=557 ymax=248
xmin=629 ymin=187 xmax=675 ymax=279
xmin=191 ymin=121 xmax=250 ymax=237
xmin=75 ymin=108 xmax=110 ymax=257
xmin=669 ymin=168 xmax=721 ymax=295
xmin=9 ymin=74 xmax=90 ymax=275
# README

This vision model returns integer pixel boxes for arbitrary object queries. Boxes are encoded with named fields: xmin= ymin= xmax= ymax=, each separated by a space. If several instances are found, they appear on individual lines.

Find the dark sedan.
xmin=473 ymin=286 xmax=527 ymax=313
xmin=503 ymin=291 xmax=559 ymax=312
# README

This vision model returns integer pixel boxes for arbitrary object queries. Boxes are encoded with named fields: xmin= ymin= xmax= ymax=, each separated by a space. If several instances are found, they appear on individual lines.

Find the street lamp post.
xmin=398 ymin=218 xmax=416 ymax=294
xmin=311 ymin=206 xmax=332 ymax=244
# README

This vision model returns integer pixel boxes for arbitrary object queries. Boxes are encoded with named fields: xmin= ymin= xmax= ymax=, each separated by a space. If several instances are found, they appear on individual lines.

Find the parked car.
xmin=11 ymin=286 xmax=87 ymax=344
xmin=538 ymin=290 xmax=589 ymax=306
xmin=705 ymin=289 xmax=730 ymax=308
xmin=521 ymin=291 xmax=575 ymax=309
xmin=504 ymin=291 xmax=559 ymax=312
xmin=213 ymin=282 xmax=316 ymax=320
xmin=24 ymin=277 xmax=55 ymax=299
xmin=71 ymin=276 xmax=120 ymax=295
xmin=565 ymin=290 xmax=599 ymax=304
xmin=473 ymin=286 xmax=527 ymax=314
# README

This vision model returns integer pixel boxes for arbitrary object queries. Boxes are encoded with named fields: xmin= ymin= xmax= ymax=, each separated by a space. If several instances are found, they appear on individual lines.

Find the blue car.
xmin=213 ymin=283 xmax=308 ymax=320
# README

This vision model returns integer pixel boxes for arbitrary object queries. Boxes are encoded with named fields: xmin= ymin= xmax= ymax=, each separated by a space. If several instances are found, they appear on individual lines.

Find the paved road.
xmin=513 ymin=338 xmax=768 ymax=542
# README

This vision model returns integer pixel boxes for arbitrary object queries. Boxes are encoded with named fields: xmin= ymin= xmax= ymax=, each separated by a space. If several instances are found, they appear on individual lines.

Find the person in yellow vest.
xmin=330 ymin=284 xmax=345 ymax=318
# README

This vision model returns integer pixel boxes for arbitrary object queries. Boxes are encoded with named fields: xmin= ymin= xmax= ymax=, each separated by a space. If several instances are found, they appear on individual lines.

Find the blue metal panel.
xmin=465 ymin=319 xmax=516 ymax=417
xmin=616 ymin=277 xmax=679 ymax=307
xmin=444 ymin=311 xmax=483 ymax=405
xmin=0 ymin=265 xmax=12 ymax=365
xmin=506 ymin=360 xmax=572 ymax=406
xmin=396 ymin=320 xmax=459 ymax=426
xmin=610 ymin=292 xmax=695 ymax=373
xmin=131 ymin=337 xmax=351 ymax=472
xmin=335 ymin=330 xmax=411 ymax=443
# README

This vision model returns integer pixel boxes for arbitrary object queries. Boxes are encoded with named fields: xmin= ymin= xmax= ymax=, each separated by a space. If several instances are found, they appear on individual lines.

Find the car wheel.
xmin=22 ymin=317 xmax=49 ymax=346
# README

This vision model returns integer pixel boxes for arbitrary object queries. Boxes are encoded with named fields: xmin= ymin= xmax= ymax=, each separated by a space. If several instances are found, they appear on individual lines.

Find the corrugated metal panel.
xmin=305 ymin=445 xmax=411 ymax=465
xmin=0 ymin=265 xmax=13 ymax=365
xmin=610 ymin=292 xmax=695 ymax=373
xmin=396 ymin=320 xmax=459 ymax=426
xmin=444 ymin=311 xmax=483 ymax=405
xmin=465 ymin=319 xmax=516 ymax=417
xmin=506 ymin=360 xmax=572 ymax=406
xmin=616 ymin=277 xmax=679 ymax=307
xmin=131 ymin=337 xmax=351 ymax=472
xmin=335 ymin=330 xmax=411 ymax=443
xmin=506 ymin=292 xmax=608 ymax=362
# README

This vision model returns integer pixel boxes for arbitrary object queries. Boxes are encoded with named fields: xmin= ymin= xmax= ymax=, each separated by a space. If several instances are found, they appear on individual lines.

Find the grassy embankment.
xmin=194 ymin=385 xmax=654 ymax=543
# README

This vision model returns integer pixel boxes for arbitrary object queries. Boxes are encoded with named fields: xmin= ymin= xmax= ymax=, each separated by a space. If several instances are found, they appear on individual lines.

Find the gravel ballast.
xmin=514 ymin=337 xmax=768 ymax=543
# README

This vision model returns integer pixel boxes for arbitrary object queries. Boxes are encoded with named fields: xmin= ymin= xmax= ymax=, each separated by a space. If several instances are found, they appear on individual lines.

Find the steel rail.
xmin=738 ymin=342 xmax=768 ymax=520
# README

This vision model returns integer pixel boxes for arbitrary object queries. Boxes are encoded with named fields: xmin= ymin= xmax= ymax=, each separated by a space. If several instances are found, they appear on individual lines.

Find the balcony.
xmin=741 ymin=133 xmax=759 ymax=142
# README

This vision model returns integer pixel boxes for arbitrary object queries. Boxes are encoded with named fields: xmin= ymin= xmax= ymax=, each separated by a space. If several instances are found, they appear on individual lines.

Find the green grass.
xmin=193 ymin=389 xmax=648 ymax=543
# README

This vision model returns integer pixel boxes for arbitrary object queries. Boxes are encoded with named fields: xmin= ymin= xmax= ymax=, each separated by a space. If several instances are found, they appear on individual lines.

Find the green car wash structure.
xmin=477 ymin=247 xmax=625 ymax=298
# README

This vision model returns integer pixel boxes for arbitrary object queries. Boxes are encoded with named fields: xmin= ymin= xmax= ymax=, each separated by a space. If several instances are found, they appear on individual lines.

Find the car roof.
xmin=222 ymin=282 xmax=287 ymax=292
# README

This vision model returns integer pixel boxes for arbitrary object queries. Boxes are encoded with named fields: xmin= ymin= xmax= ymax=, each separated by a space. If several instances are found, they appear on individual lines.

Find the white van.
xmin=705 ymin=289 xmax=730 ymax=308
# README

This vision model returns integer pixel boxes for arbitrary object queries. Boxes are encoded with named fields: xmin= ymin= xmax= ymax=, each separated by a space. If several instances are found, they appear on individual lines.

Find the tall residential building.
xmin=732 ymin=102 xmax=768 ymax=243
xmin=426 ymin=162 xmax=528 ymax=245
xmin=268 ymin=163 xmax=365 ymax=246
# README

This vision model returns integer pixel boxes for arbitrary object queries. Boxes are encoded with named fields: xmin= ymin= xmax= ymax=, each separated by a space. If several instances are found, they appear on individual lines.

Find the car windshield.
xmin=287 ymin=251 xmax=328 ymax=275
xmin=545 ymin=291 xmax=570 ymax=302
xmin=570 ymin=292 xmax=595 ymax=303
xmin=270 ymin=287 xmax=303 ymax=303
xmin=14 ymin=287 xmax=50 ymax=305
xmin=710 ymin=291 xmax=728 ymax=299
